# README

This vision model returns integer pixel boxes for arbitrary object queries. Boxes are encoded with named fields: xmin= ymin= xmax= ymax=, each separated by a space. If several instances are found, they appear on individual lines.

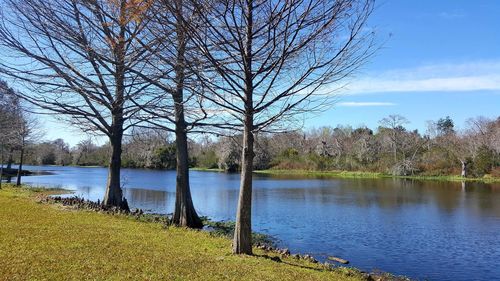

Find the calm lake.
xmin=11 ymin=165 xmax=500 ymax=281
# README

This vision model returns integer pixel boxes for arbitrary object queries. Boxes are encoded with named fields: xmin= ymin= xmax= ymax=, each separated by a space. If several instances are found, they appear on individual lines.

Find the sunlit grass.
xmin=254 ymin=169 xmax=385 ymax=178
xmin=190 ymin=167 xmax=225 ymax=172
xmin=0 ymin=185 xmax=363 ymax=280
xmin=254 ymin=169 xmax=500 ymax=183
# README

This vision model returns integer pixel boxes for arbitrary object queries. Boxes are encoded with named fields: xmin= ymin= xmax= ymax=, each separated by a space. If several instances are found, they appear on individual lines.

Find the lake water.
xmin=9 ymin=165 xmax=500 ymax=281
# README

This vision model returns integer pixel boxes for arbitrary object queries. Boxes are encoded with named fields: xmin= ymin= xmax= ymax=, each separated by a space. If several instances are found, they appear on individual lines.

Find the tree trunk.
xmin=233 ymin=0 xmax=254 ymax=255
xmin=392 ymin=131 xmax=397 ymax=163
xmin=6 ymin=148 xmax=13 ymax=170
xmin=0 ymin=143 xmax=3 ymax=189
xmin=102 ymin=123 xmax=128 ymax=211
xmin=171 ymin=5 xmax=202 ymax=228
xmin=103 ymin=15 xmax=128 ymax=211
xmin=233 ymin=112 xmax=255 ymax=255
xmin=16 ymin=145 xmax=24 ymax=186
xmin=461 ymin=160 xmax=467 ymax=177
xmin=6 ymin=148 xmax=13 ymax=183
xmin=172 ymin=119 xmax=203 ymax=228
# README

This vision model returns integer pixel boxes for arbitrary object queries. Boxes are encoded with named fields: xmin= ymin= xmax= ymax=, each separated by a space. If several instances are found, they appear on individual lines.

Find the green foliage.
xmin=281 ymin=148 xmax=299 ymax=158
xmin=436 ymin=116 xmax=455 ymax=135
xmin=40 ymin=151 xmax=56 ymax=165
xmin=270 ymin=149 xmax=310 ymax=170
xmin=153 ymin=144 xmax=177 ymax=169
xmin=196 ymin=149 xmax=218 ymax=169
xmin=472 ymin=145 xmax=495 ymax=177
xmin=306 ymin=153 xmax=336 ymax=171
xmin=121 ymin=157 xmax=137 ymax=168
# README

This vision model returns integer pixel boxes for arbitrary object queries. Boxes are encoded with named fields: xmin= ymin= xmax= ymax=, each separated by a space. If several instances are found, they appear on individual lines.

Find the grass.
xmin=0 ymin=184 xmax=365 ymax=281
xmin=253 ymin=169 xmax=500 ymax=183
xmin=392 ymin=174 xmax=500 ymax=183
xmin=190 ymin=167 xmax=225 ymax=172
xmin=254 ymin=169 xmax=384 ymax=178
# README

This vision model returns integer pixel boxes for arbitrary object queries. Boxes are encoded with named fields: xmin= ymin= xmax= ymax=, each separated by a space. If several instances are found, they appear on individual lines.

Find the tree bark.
xmin=171 ymin=5 xmax=203 ymax=228
xmin=102 ymin=13 xmax=128 ymax=211
xmin=16 ymin=144 xmax=24 ymax=186
xmin=103 ymin=127 xmax=128 ymax=210
xmin=5 ymin=149 xmax=13 ymax=183
xmin=233 ymin=0 xmax=254 ymax=255
xmin=0 ymin=143 xmax=3 ymax=189
xmin=6 ymin=148 xmax=13 ymax=170
xmin=392 ymin=130 xmax=397 ymax=163
xmin=233 ymin=111 xmax=255 ymax=255
xmin=461 ymin=160 xmax=467 ymax=178
xmin=172 ymin=117 xmax=203 ymax=228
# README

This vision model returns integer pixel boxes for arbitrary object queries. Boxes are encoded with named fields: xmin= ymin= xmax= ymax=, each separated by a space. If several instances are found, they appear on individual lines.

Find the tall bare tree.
xmin=0 ymin=80 xmax=20 ymax=188
xmin=379 ymin=114 xmax=409 ymax=164
xmin=128 ymin=0 xmax=216 ymax=228
xmin=0 ymin=0 xmax=154 ymax=208
xmin=15 ymin=113 xmax=41 ymax=186
xmin=188 ymin=0 xmax=376 ymax=254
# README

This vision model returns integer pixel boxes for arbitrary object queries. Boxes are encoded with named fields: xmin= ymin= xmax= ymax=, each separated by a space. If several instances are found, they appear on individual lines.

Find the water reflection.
xmin=124 ymin=188 xmax=171 ymax=213
xmin=16 ymin=165 xmax=500 ymax=281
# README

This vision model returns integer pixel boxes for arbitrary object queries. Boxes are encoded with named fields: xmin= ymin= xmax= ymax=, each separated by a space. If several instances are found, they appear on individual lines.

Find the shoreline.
xmin=193 ymin=168 xmax=500 ymax=183
xmin=17 ymin=165 xmax=499 ymax=183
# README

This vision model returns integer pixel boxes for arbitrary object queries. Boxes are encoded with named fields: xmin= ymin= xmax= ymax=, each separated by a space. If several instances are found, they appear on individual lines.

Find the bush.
xmin=196 ymin=150 xmax=218 ymax=169
xmin=152 ymin=144 xmax=177 ymax=169
xmin=472 ymin=146 xmax=495 ymax=177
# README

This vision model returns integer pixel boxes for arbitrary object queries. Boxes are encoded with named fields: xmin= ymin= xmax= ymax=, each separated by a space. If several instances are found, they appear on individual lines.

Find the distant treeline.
xmin=16 ymin=115 xmax=500 ymax=178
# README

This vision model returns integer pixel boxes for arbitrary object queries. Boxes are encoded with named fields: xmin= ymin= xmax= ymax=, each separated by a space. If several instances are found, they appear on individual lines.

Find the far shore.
xmin=193 ymin=167 xmax=500 ymax=183
xmin=9 ymin=165 xmax=499 ymax=183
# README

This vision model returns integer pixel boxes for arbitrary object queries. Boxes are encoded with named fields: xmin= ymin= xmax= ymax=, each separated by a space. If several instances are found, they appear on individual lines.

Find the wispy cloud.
xmin=345 ymin=61 xmax=500 ymax=95
xmin=438 ymin=10 xmax=466 ymax=19
xmin=337 ymin=102 xmax=396 ymax=107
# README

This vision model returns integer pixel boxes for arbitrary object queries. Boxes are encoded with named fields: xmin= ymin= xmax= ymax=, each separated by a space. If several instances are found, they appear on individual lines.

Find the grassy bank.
xmin=191 ymin=167 xmax=225 ymax=172
xmin=253 ymin=169 xmax=500 ymax=183
xmin=0 ymin=185 xmax=365 ymax=281
xmin=254 ymin=170 xmax=385 ymax=179
xmin=192 ymin=167 xmax=499 ymax=183
xmin=191 ymin=167 xmax=500 ymax=183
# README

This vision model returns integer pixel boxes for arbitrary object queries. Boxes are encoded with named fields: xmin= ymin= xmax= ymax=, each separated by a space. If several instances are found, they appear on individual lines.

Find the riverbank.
xmin=21 ymin=165 xmax=499 ymax=183
xmin=191 ymin=167 xmax=500 ymax=183
xmin=0 ymin=185 xmax=370 ymax=281
xmin=253 ymin=169 xmax=500 ymax=183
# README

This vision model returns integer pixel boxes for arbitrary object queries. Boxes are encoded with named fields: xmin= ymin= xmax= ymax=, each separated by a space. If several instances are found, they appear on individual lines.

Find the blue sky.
xmin=308 ymin=0 xmax=500 ymax=133
xmin=40 ymin=0 xmax=500 ymax=145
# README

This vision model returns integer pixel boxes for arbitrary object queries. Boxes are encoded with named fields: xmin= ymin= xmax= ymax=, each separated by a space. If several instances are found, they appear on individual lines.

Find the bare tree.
xmin=15 ymin=113 xmax=41 ymax=186
xmin=126 ymin=0 xmax=219 ymax=228
xmin=216 ymin=135 xmax=242 ymax=172
xmin=188 ymin=0 xmax=376 ymax=254
xmin=379 ymin=114 xmax=409 ymax=164
xmin=0 ymin=0 xmax=155 ymax=208
xmin=443 ymin=133 xmax=474 ymax=177
xmin=0 ymin=80 xmax=20 ymax=188
xmin=122 ymin=128 xmax=171 ymax=168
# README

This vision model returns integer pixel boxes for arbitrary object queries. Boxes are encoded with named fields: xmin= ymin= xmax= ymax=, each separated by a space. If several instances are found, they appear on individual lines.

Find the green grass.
xmin=254 ymin=169 xmax=384 ymax=178
xmin=392 ymin=174 xmax=500 ymax=183
xmin=254 ymin=169 xmax=500 ymax=183
xmin=190 ymin=167 xmax=225 ymax=172
xmin=0 ymin=184 xmax=364 ymax=281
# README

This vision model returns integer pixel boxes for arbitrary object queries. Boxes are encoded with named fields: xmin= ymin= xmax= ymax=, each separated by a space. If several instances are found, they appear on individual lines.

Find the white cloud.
xmin=345 ymin=61 xmax=500 ymax=95
xmin=438 ymin=11 xmax=466 ymax=19
xmin=337 ymin=102 xmax=396 ymax=107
